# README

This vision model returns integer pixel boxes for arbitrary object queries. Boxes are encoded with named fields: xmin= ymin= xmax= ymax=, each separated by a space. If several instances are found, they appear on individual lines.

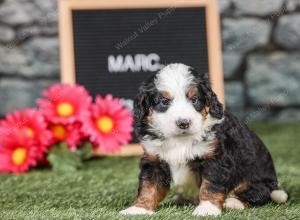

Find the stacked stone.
xmin=0 ymin=0 xmax=59 ymax=116
xmin=221 ymin=0 xmax=300 ymax=122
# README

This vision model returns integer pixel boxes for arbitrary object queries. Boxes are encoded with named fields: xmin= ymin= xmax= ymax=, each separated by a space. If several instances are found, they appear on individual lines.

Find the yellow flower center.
xmin=12 ymin=148 xmax=27 ymax=166
xmin=51 ymin=125 xmax=66 ymax=139
xmin=97 ymin=116 xmax=114 ymax=133
xmin=25 ymin=127 xmax=34 ymax=138
xmin=56 ymin=102 xmax=74 ymax=117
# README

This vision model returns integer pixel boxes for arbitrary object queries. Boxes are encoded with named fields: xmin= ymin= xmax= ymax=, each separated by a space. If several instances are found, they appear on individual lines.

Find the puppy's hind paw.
xmin=119 ymin=206 xmax=154 ymax=216
xmin=192 ymin=201 xmax=221 ymax=217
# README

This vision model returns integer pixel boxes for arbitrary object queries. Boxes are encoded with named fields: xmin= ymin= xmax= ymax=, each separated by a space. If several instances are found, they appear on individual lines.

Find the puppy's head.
xmin=134 ymin=63 xmax=223 ymax=139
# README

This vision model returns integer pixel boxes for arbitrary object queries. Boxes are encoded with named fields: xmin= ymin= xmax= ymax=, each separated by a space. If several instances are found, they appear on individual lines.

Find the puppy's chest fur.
xmin=143 ymin=136 xmax=216 ymax=199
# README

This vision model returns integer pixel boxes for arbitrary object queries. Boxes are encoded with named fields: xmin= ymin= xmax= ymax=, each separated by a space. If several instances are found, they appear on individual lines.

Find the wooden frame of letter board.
xmin=58 ymin=0 xmax=225 ymax=156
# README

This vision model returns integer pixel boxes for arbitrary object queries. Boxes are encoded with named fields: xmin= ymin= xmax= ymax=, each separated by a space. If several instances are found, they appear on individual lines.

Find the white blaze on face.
xmin=142 ymin=63 xmax=224 ymax=168
xmin=152 ymin=63 xmax=203 ymax=137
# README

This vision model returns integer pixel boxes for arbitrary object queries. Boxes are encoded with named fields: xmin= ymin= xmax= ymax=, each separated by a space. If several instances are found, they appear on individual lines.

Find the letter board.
xmin=59 ymin=0 xmax=224 ymax=156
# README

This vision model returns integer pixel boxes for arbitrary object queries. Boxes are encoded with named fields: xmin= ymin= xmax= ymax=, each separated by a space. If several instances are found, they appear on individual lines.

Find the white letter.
xmin=146 ymin=53 xmax=161 ymax=72
xmin=122 ymin=55 xmax=135 ymax=72
xmin=134 ymin=54 xmax=144 ymax=72
xmin=108 ymin=55 xmax=123 ymax=72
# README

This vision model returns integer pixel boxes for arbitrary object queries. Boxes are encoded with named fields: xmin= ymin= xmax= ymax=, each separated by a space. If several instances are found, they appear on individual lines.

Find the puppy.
xmin=120 ymin=63 xmax=288 ymax=216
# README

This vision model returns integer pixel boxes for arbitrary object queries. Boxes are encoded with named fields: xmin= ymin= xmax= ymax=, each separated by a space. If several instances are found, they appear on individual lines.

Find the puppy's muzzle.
xmin=176 ymin=119 xmax=191 ymax=130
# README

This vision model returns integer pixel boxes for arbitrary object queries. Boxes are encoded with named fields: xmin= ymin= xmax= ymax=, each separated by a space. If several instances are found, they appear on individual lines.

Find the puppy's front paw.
xmin=192 ymin=201 xmax=221 ymax=217
xmin=119 ymin=206 xmax=154 ymax=216
xmin=224 ymin=197 xmax=245 ymax=209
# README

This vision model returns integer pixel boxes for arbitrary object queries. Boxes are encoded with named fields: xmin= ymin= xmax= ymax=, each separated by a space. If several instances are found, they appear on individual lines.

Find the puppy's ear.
xmin=134 ymin=81 xmax=155 ymax=132
xmin=190 ymin=68 xmax=223 ymax=119
xmin=134 ymin=83 xmax=151 ymax=121
xmin=206 ymin=86 xmax=224 ymax=119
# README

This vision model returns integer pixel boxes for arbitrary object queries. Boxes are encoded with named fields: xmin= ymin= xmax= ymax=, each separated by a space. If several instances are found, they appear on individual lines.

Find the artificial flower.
xmin=38 ymin=84 xmax=92 ymax=124
xmin=49 ymin=122 xmax=82 ymax=150
xmin=0 ymin=128 xmax=41 ymax=173
xmin=0 ymin=109 xmax=52 ymax=150
xmin=81 ymin=95 xmax=133 ymax=152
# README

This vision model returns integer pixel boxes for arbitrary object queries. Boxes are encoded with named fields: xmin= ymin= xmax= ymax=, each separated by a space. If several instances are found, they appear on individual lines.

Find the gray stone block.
xmin=223 ymin=52 xmax=242 ymax=79
xmin=0 ymin=37 xmax=59 ymax=77
xmin=286 ymin=0 xmax=300 ymax=12
xmin=0 ymin=25 xmax=15 ymax=43
xmin=242 ymin=107 xmax=274 ymax=124
xmin=274 ymin=14 xmax=300 ymax=50
xmin=0 ymin=79 xmax=58 ymax=116
xmin=275 ymin=108 xmax=300 ymax=122
xmin=246 ymin=53 xmax=300 ymax=106
xmin=0 ymin=0 xmax=57 ymax=26
xmin=32 ymin=0 xmax=58 ymax=24
xmin=218 ymin=0 xmax=232 ymax=14
xmin=18 ymin=25 xmax=58 ymax=36
xmin=0 ymin=46 xmax=29 ymax=75
xmin=233 ymin=0 xmax=285 ymax=16
xmin=222 ymin=18 xmax=271 ymax=53
xmin=0 ymin=0 xmax=35 ymax=25
xmin=225 ymin=81 xmax=244 ymax=109
xmin=23 ymin=37 xmax=60 ymax=77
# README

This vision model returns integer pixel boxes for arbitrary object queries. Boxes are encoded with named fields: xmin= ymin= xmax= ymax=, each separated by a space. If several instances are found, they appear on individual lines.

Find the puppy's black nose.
xmin=176 ymin=119 xmax=191 ymax=129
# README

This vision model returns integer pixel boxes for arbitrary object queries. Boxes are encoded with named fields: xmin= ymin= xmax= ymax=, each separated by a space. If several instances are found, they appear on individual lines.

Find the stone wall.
xmin=0 ymin=0 xmax=300 ymax=122
xmin=0 ymin=0 xmax=59 ymax=116
xmin=220 ymin=0 xmax=300 ymax=122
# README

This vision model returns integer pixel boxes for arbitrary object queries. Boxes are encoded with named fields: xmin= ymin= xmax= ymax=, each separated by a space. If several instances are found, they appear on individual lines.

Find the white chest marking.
xmin=142 ymin=136 xmax=216 ymax=199
xmin=170 ymin=164 xmax=199 ymax=199
xmin=143 ymin=136 xmax=215 ymax=165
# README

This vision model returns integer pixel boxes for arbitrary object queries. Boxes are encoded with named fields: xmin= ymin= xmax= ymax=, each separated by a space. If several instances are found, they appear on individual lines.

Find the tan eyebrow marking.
xmin=187 ymin=85 xmax=199 ymax=99
xmin=201 ymin=106 xmax=209 ymax=121
xmin=160 ymin=90 xmax=172 ymax=99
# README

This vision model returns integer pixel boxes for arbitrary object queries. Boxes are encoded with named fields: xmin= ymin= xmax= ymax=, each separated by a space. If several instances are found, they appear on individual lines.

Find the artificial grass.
xmin=0 ymin=123 xmax=300 ymax=220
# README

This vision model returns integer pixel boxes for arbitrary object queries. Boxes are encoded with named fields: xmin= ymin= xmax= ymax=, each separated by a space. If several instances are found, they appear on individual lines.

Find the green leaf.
xmin=76 ymin=141 xmax=93 ymax=160
xmin=47 ymin=142 xmax=82 ymax=172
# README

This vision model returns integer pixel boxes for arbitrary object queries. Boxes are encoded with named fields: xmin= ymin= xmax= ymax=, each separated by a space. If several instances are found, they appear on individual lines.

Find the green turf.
xmin=0 ymin=123 xmax=300 ymax=220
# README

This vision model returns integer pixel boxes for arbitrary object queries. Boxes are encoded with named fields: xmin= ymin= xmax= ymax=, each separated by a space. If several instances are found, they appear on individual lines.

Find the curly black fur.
xmin=189 ymin=111 xmax=278 ymax=206
xmin=138 ymin=156 xmax=171 ymax=190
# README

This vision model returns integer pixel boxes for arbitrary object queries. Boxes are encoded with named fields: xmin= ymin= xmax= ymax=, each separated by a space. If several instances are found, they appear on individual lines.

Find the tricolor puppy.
xmin=120 ymin=63 xmax=288 ymax=217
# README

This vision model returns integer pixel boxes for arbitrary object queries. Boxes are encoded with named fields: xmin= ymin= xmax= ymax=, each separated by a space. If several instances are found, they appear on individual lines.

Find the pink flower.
xmin=48 ymin=122 xmax=82 ymax=150
xmin=37 ymin=84 xmax=92 ymax=124
xmin=81 ymin=95 xmax=133 ymax=152
xmin=0 ymin=128 xmax=42 ymax=173
xmin=0 ymin=109 xmax=52 ymax=151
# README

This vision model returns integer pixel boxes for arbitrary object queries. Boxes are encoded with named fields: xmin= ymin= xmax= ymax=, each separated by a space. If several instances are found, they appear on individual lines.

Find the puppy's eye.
xmin=161 ymin=97 xmax=171 ymax=106
xmin=153 ymin=96 xmax=171 ymax=112
xmin=191 ymin=96 xmax=198 ymax=104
